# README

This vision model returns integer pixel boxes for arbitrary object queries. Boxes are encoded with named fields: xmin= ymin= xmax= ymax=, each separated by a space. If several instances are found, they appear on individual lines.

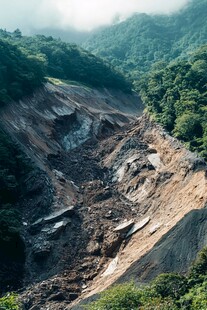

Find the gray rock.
xmin=48 ymin=292 xmax=66 ymax=301
xmin=149 ymin=223 xmax=161 ymax=235
xmin=126 ymin=217 xmax=150 ymax=238
xmin=53 ymin=169 xmax=66 ymax=183
xmin=31 ymin=206 xmax=75 ymax=231
xmin=48 ymin=219 xmax=71 ymax=239
xmin=29 ymin=305 xmax=41 ymax=310
xmin=44 ymin=206 xmax=75 ymax=224
xmin=114 ymin=219 xmax=134 ymax=234
xmin=33 ymin=241 xmax=51 ymax=260
xmin=86 ymin=241 xmax=100 ymax=255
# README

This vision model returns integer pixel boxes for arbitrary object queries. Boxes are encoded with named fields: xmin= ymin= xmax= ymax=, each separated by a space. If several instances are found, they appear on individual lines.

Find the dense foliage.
xmin=83 ymin=0 xmax=207 ymax=80
xmin=139 ymin=45 xmax=207 ymax=160
xmin=83 ymin=0 xmax=207 ymax=159
xmin=0 ymin=38 xmax=45 ymax=105
xmin=0 ymin=294 xmax=20 ymax=310
xmin=87 ymin=247 xmax=207 ymax=310
xmin=0 ymin=29 xmax=131 ymax=106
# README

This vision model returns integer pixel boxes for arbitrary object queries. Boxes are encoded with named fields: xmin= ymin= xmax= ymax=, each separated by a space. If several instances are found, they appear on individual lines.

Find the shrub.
xmin=188 ymin=247 xmax=207 ymax=285
xmin=0 ymin=293 xmax=21 ymax=310
xmin=151 ymin=273 xmax=188 ymax=300
xmin=85 ymin=281 xmax=178 ymax=310
xmin=85 ymin=282 xmax=143 ymax=310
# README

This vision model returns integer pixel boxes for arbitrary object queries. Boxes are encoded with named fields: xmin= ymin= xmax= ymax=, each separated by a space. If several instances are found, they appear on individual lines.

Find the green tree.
xmin=0 ymin=294 xmax=21 ymax=310
xmin=151 ymin=273 xmax=188 ymax=300
xmin=173 ymin=113 xmax=202 ymax=141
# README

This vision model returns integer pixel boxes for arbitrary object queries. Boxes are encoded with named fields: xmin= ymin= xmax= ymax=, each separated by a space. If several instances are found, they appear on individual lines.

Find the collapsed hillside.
xmin=73 ymin=115 xmax=207 ymax=309
xmin=0 ymin=82 xmax=206 ymax=310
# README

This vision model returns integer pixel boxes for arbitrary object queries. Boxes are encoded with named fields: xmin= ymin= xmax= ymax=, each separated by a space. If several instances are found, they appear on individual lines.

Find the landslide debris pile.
xmin=0 ymin=83 xmax=206 ymax=310
xmin=72 ymin=114 xmax=207 ymax=309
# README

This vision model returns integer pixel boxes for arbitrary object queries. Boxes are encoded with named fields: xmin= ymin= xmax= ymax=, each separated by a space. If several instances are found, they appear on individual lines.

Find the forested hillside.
xmin=0 ymin=38 xmax=45 ymax=105
xmin=0 ymin=30 xmax=131 ymax=106
xmin=83 ymin=0 xmax=207 ymax=79
xmin=139 ymin=45 xmax=207 ymax=160
xmin=83 ymin=0 xmax=207 ymax=160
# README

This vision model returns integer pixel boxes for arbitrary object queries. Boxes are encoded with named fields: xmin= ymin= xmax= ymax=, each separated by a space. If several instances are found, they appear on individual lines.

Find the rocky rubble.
xmin=19 ymin=114 xmax=207 ymax=310
xmin=0 ymin=83 xmax=206 ymax=309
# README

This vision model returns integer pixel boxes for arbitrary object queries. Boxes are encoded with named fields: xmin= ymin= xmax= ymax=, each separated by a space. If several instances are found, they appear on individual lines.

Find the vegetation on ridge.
xmin=0 ymin=29 xmax=131 ymax=105
xmin=83 ymin=0 xmax=207 ymax=159
xmin=0 ymin=293 xmax=20 ymax=310
xmin=0 ymin=38 xmax=45 ymax=104
xmin=138 ymin=45 xmax=207 ymax=160
xmin=83 ymin=0 xmax=207 ymax=80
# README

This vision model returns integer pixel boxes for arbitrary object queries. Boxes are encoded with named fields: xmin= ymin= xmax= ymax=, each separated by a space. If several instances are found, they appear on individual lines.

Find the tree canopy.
xmin=83 ymin=0 xmax=207 ymax=80
xmin=138 ymin=45 xmax=207 ymax=160
xmin=0 ymin=30 xmax=131 ymax=106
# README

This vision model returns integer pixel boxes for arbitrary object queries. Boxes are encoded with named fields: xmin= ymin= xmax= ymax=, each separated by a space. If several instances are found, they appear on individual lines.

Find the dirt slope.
xmin=0 ymin=83 xmax=206 ymax=310
xmin=119 ymin=208 xmax=207 ymax=283
xmin=71 ymin=115 xmax=207 ymax=308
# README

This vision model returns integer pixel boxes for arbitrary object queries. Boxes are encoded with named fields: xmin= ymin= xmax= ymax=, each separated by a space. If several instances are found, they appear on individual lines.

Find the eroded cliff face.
xmin=0 ymin=83 xmax=206 ymax=310
xmin=0 ymin=82 xmax=142 ymax=165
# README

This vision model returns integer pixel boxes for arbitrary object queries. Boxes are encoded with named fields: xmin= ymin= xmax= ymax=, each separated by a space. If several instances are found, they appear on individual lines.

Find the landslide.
xmin=0 ymin=82 xmax=206 ymax=310
xmin=71 ymin=115 xmax=207 ymax=309
xmin=0 ymin=81 xmax=142 ymax=308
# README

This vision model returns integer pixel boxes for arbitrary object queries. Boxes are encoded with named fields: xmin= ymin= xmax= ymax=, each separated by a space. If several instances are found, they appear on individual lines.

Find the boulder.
xmin=113 ymin=219 xmax=134 ymax=234
xmin=149 ymin=223 xmax=161 ymax=235
xmin=47 ymin=219 xmax=71 ymax=240
xmin=69 ymin=293 xmax=79 ymax=301
xmin=48 ymin=292 xmax=66 ymax=301
xmin=33 ymin=241 xmax=51 ymax=260
xmin=44 ymin=206 xmax=75 ymax=224
xmin=102 ymin=256 xmax=119 ymax=277
xmin=86 ymin=241 xmax=100 ymax=255
xmin=31 ymin=206 xmax=75 ymax=232
xmin=126 ymin=217 xmax=150 ymax=238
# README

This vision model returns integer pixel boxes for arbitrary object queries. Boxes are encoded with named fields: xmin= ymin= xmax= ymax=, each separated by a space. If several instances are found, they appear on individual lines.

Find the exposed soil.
xmin=0 ymin=83 xmax=206 ymax=310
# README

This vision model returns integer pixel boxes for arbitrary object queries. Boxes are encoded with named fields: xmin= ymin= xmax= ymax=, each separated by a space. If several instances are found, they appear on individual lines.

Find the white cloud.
xmin=0 ymin=0 xmax=190 ymax=32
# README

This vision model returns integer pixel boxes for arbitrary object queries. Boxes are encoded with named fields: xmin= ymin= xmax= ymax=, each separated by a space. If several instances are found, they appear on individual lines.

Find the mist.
xmin=0 ymin=0 xmax=190 ymax=33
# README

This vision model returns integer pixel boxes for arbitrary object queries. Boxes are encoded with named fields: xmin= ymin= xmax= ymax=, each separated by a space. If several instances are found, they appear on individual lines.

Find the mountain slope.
xmin=0 ymin=31 xmax=131 ymax=106
xmin=139 ymin=44 xmax=207 ymax=160
xmin=83 ymin=0 xmax=207 ymax=77
xmin=0 ymin=84 xmax=206 ymax=309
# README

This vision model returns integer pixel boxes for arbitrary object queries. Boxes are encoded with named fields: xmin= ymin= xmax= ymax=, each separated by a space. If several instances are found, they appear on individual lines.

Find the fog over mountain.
xmin=0 ymin=0 xmax=190 ymax=34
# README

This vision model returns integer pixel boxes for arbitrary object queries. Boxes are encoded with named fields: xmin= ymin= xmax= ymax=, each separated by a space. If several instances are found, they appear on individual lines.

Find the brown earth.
xmin=0 ymin=82 xmax=206 ymax=310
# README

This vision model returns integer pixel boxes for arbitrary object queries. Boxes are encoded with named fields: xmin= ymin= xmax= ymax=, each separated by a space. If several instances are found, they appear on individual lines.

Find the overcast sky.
xmin=0 ymin=0 xmax=190 ymax=33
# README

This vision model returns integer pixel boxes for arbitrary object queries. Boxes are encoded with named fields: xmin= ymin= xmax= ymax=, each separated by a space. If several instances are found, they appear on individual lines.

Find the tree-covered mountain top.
xmin=83 ymin=0 xmax=207 ymax=77
xmin=0 ymin=30 xmax=131 ymax=105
